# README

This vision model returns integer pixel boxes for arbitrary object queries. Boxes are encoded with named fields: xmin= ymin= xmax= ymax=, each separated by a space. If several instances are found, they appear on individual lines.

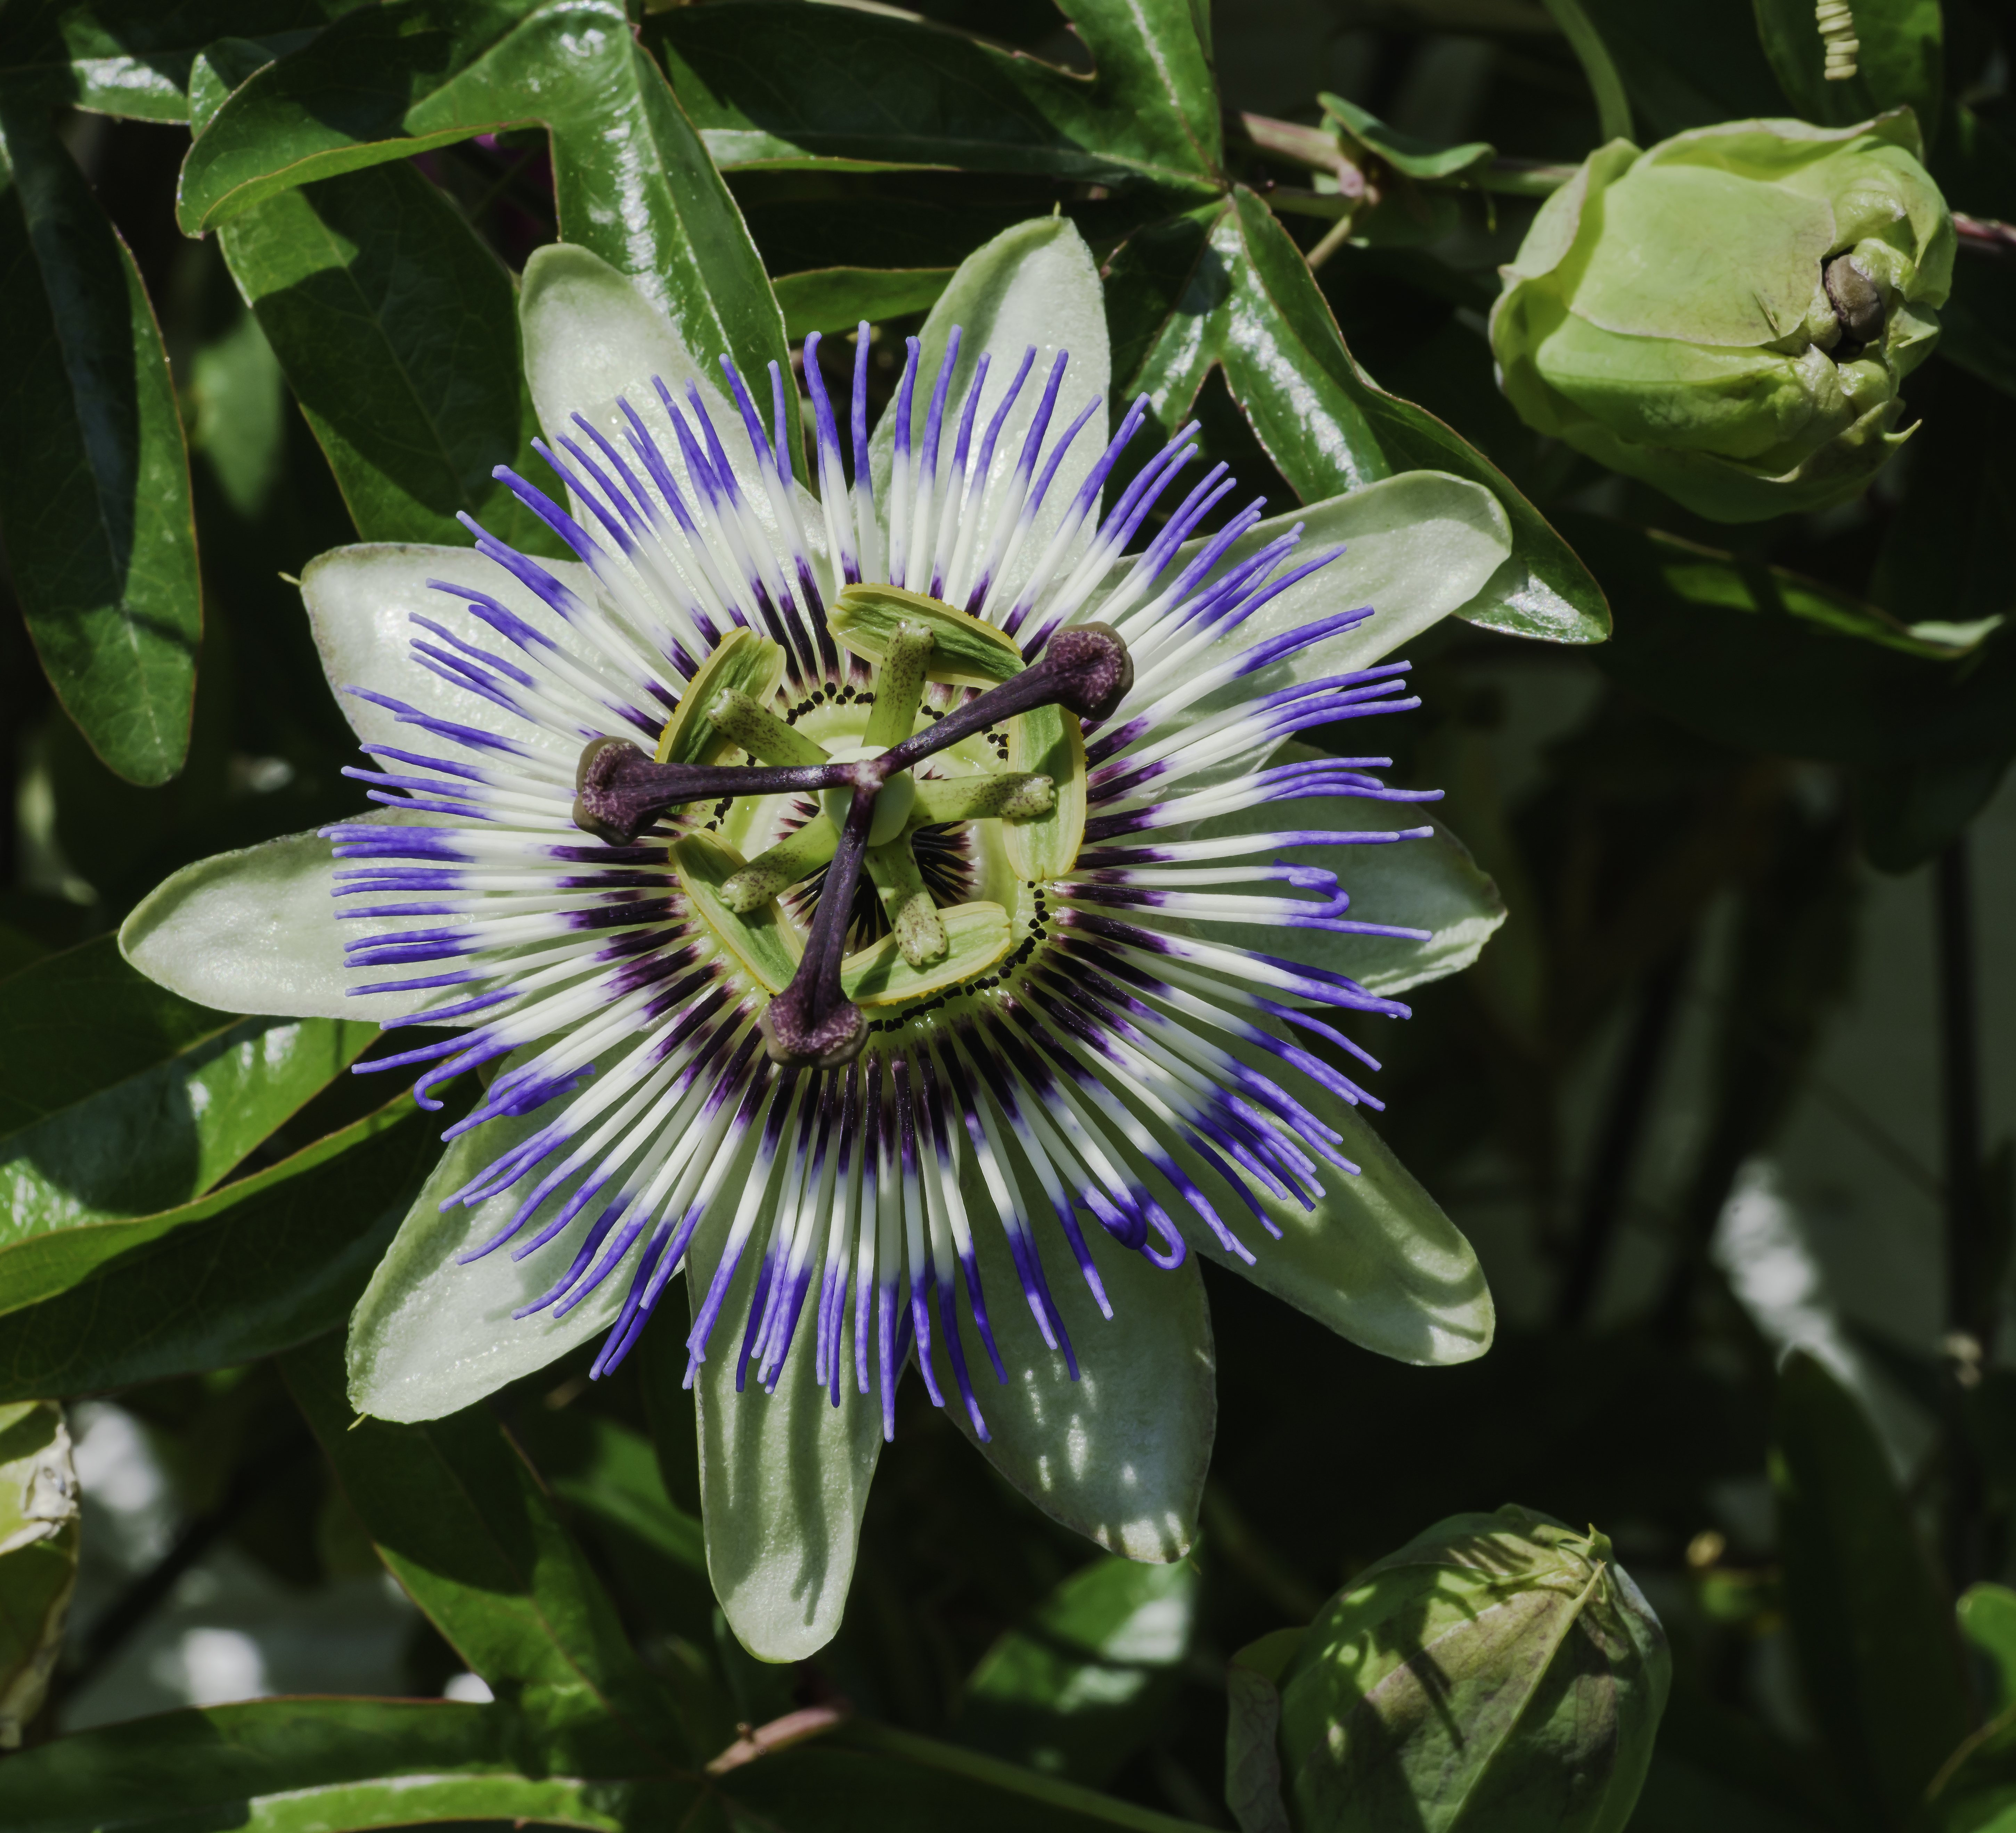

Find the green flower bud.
xmin=1226 ymin=1505 xmax=1668 ymax=1833
xmin=1490 ymin=114 xmax=1954 ymax=522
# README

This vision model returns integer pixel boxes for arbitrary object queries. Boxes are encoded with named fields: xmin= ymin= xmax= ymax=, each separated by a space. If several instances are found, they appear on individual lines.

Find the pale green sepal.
xmin=119 ymin=812 xmax=438 ymax=1024
xmin=346 ymin=1054 xmax=633 ymax=1423
xmin=1189 ymin=741 xmax=1507 ymax=997
xmin=687 ymin=1199 xmax=880 ymax=1663
xmin=870 ymin=218 xmax=1109 ymax=611
xmin=936 ymin=1155 xmax=1214 ymax=1562
xmin=518 ymin=244 xmax=831 ymax=589
xmin=1150 ymin=1032 xmax=1493 ymax=1366
xmin=302 ymin=542 xmax=601 ymax=761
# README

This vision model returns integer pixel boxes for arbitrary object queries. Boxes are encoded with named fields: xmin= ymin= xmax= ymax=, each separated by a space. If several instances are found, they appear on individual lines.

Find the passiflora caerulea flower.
xmin=122 ymin=219 xmax=1507 ymax=1660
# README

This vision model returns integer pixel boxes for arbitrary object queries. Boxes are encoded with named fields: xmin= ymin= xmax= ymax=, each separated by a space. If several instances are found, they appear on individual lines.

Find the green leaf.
xmin=647 ymin=0 xmax=1221 ymax=189
xmin=1107 ymin=192 xmax=1609 ymax=645
xmin=1538 ymin=0 xmax=1634 ymax=141
xmin=218 ymin=161 xmax=554 ymax=551
xmin=773 ymin=267 xmax=954 ymax=340
xmin=1771 ymin=1348 xmax=1969 ymax=1829
xmin=0 ymin=100 xmax=199 ymax=787
xmin=724 ymin=1716 xmax=1216 ymax=1832
xmin=0 ymin=1697 xmax=687 ymax=1832
xmin=955 ymin=1554 xmax=1199 ymax=1787
xmin=0 ymin=0 xmax=337 ymax=123
xmin=178 ymin=0 xmax=792 ymax=444
xmin=0 ymin=1091 xmax=444 ymax=1402
xmin=509 ymin=1406 xmax=716 ymax=1650
xmin=1570 ymin=511 xmax=2016 ymax=777
xmin=0 ymin=1400 xmax=77 ymax=1747
xmin=282 ymin=1333 xmax=690 ymax=1765
xmin=1317 ymin=93 xmax=1493 ymax=183
xmin=1960 ymin=1583 xmax=2016 ymax=1717
xmin=1755 ymin=0 xmax=1942 ymax=134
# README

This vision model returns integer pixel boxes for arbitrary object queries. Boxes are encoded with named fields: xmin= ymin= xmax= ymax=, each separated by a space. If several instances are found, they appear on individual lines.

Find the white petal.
xmin=871 ymin=217 xmax=1109 ymax=608
xmin=118 ymin=812 xmax=437 ymax=1023
xmin=1189 ymin=745 xmax=1507 ymax=998
xmin=347 ymin=1062 xmax=629 ymax=1422
xmin=302 ymin=542 xmax=601 ymax=761
xmin=518 ymin=243 xmax=829 ymax=586
xmin=937 ymin=1160 xmax=1213 ymax=1562
xmin=689 ymin=1242 xmax=882 ymax=1664
xmin=1159 ymin=1032 xmax=1494 ymax=1364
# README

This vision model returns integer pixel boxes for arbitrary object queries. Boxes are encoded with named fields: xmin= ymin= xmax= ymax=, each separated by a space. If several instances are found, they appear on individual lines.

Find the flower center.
xmin=818 ymin=744 xmax=915 ymax=847
xmin=570 ymin=596 xmax=1131 ymax=1067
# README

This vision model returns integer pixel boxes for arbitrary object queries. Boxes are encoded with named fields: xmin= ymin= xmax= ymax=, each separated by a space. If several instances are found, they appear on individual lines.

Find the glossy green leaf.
xmin=648 ymin=0 xmax=1220 ymax=189
xmin=218 ymin=162 xmax=554 ymax=551
xmin=510 ymin=1406 xmax=716 ymax=1653
xmin=1189 ymin=742 xmax=1507 ymax=998
xmin=0 ymin=1091 xmax=443 ymax=1402
xmin=178 ymin=0 xmax=792 ymax=442
xmin=0 ymin=1697 xmax=688 ymax=1832
xmin=685 ymin=1181 xmax=883 ymax=1665
xmin=1107 ymin=192 xmax=1609 ymax=646
xmin=0 ymin=100 xmax=199 ymax=787
xmin=1573 ymin=511 xmax=2016 ymax=777
xmin=1756 ymin=0 xmax=1942 ymax=133
xmin=955 ymin=1554 xmax=1198 ymax=1787
xmin=0 ymin=0 xmax=338 ymax=123
xmin=0 ymin=1400 xmax=77 ymax=1747
xmin=1771 ymin=1348 xmax=1969 ymax=1828
xmin=938 ymin=1149 xmax=1214 ymax=1564
xmin=283 ymin=1333 xmax=688 ymax=1764
xmin=1 ymin=1036 xmax=377 ymax=1313
xmin=726 ymin=1716 xmax=1215 ymax=1832
xmin=774 ymin=267 xmax=954 ymax=340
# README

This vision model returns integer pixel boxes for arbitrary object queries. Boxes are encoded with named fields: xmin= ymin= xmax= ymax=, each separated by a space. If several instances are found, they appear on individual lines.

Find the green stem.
xmin=1540 ymin=0 xmax=1634 ymax=145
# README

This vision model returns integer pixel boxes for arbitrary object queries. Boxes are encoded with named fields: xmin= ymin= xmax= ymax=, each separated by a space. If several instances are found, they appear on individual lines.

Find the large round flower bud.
xmin=1489 ymin=114 xmax=1953 ymax=522
xmin=1226 ymin=1505 xmax=1669 ymax=1832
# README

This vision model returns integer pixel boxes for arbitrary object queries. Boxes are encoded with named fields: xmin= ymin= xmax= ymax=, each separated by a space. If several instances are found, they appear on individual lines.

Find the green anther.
xmin=910 ymin=771 xmax=1055 ymax=824
xmin=841 ymin=902 xmax=1013 ymax=1008
xmin=830 ymin=583 xmax=1022 ymax=687
xmin=867 ymin=841 xmax=948 ymax=967
xmin=708 ymin=687 xmax=829 ymax=766
xmin=720 ymin=816 xmax=839 ymax=913
xmin=862 ymin=620 xmax=936 ymax=750
xmin=655 ymin=628 xmax=785 ymax=768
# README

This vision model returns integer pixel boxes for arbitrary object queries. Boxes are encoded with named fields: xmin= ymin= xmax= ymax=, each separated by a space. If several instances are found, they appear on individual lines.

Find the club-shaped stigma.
xmin=572 ymin=735 xmax=845 ymax=846
xmin=759 ymin=622 xmax=1133 ymax=1067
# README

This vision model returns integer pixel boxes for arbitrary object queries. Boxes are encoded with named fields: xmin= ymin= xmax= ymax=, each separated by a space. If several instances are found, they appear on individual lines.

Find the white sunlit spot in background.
xmin=153 ymin=1628 xmax=268 ymax=1706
